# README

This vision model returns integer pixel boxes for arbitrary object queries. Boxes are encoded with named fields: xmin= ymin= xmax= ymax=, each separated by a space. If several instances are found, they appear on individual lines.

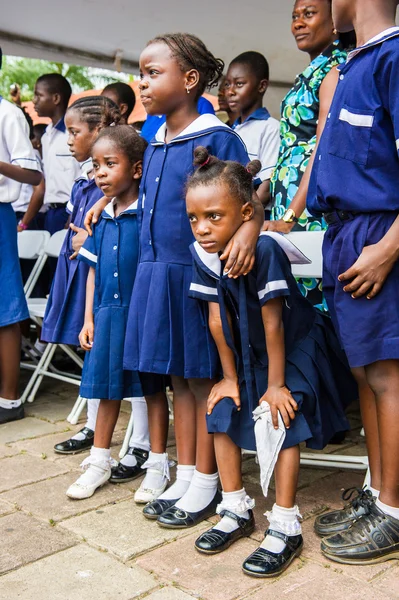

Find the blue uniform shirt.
xmin=308 ymin=28 xmax=399 ymax=215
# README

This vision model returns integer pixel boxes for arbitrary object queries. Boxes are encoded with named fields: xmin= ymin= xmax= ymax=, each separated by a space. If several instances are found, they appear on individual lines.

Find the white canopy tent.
xmin=1 ymin=1 xmax=311 ymax=115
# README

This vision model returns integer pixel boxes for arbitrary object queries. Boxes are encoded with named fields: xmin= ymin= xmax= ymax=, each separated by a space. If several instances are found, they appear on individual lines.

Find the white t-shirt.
xmin=42 ymin=117 xmax=80 ymax=206
xmin=0 ymin=98 xmax=41 ymax=203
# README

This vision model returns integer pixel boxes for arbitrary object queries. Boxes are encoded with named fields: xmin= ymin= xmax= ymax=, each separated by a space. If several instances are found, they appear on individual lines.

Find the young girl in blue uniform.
xmin=307 ymin=0 xmax=399 ymax=565
xmin=86 ymin=33 xmax=264 ymax=523
xmin=67 ymin=125 xmax=148 ymax=499
xmin=186 ymin=147 xmax=355 ymax=577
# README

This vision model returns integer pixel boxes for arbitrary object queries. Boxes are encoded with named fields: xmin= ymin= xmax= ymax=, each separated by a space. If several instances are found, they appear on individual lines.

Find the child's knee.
xmin=365 ymin=360 xmax=399 ymax=398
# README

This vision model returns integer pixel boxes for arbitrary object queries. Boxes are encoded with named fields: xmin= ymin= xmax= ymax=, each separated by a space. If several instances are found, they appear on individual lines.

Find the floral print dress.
xmin=270 ymin=41 xmax=347 ymax=309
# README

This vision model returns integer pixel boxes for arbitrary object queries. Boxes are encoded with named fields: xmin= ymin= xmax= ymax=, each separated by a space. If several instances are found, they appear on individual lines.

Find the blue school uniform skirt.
xmin=207 ymin=310 xmax=353 ymax=452
xmin=0 ymin=203 xmax=29 ymax=327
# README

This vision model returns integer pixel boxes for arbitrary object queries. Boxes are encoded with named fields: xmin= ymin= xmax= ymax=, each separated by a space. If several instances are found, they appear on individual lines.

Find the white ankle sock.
xmin=34 ymin=340 xmax=46 ymax=354
xmin=0 ymin=397 xmax=21 ymax=409
xmin=141 ymin=452 xmax=169 ymax=490
xmin=71 ymin=398 xmax=99 ymax=441
xmin=75 ymin=446 xmax=112 ymax=487
xmin=261 ymin=504 xmax=302 ymax=554
xmin=175 ymin=470 xmax=219 ymax=513
xmin=120 ymin=449 xmax=138 ymax=468
xmin=214 ymin=488 xmax=254 ymax=534
xmin=158 ymin=464 xmax=195 ymax=500
xmin=366 ymin=485 xmax=380 ymax=499
xmin=128 ymin=397 xmax=150 ymax=451
xmin=376 ymin=498 xmax=399 ymax=520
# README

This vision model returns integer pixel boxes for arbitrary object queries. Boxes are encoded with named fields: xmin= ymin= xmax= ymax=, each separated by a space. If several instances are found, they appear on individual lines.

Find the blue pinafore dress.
xmin=77 ymin=200 xmax=142 ymax=400
xmin=42 ymin=162 xmax=103 ymax=345
xmin=123 ymin=114 xmax=249 ymax=385
xmin=189 ymin=233 xmax=357 ymax=451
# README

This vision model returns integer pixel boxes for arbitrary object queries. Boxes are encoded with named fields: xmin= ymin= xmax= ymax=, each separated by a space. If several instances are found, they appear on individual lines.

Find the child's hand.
xmin=207 ymin=378 xmax=240 ymax=415
xmin=69 ymin=224 xmax=88 ymax=259
xmin=84 ymin=197 xmax=109 ymax=236
xmin=220 ymin=220 xmax=258 ymax=278
xmin=260 ymin=385 xmax=298 ymax=429
xmin=339 ymin=243 xmax=397 ymax=299
xmin=79 ymin=321 xmax=94 ymax=351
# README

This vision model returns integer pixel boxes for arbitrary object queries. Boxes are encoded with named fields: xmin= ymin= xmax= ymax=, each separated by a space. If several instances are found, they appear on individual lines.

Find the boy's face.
xmin=224 ymin=63 xmax=267 ymax=116
xmin=186 ymin=182 xmax=253 ymax=254
xmin=33 ymin=82 xmax=57 ymax=118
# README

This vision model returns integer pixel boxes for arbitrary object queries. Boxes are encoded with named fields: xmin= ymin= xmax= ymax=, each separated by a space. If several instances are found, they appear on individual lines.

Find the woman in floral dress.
xmin=264 ymin=0 xmax=355 ymax=308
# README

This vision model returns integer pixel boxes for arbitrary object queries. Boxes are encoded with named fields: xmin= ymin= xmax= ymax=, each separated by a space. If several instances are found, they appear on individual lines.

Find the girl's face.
xmin=139 ymin=42 xmax=196 ymax=116
xmin=291 ymin=0 xmax=336 ymax=57
xmin=65 ymin=110 xmax=100 ymax=162
xmin=186 ymin=182 xmax=253 ymax=254
xmin=92 ymin=137 xmax=136 ymax=198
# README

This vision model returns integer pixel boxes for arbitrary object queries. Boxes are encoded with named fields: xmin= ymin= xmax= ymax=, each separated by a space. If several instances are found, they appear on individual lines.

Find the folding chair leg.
xmin=21 ymin=343 xmax=57 ymax=403
xmin=119 ymin=405 xmax=134 ymax=459
xmin=67 ymin=396 xmax=87 ymax=425
xmin=27 ymin=344 xmax=58 ymax=403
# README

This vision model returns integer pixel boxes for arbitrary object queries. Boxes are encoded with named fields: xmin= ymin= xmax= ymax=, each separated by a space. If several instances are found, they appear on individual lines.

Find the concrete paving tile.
xmin=0 ymin=512 xmax=77 ymax=574
xmin=0 ymin=443 xmax=19 ymax=459
xmin=10 ymin=428 xmax=82 ymax=460
xmin=136 ymin=533 xmax=262 ymax=600
xmin=369 ymin=564 xmax=399 ymax=599
xmin=300 ymin=520 xmax=399 ymax=583
xmin=0 ymin=453 xmax=70 ymax=493
xmin=24 ymin=392 xmax=76 ymax=422
xmin=0 ymin=544 xmax=157 ymax=600
xmin=0 ymin=416 xmax=65 ymax=444
xmin=60 ymin=499 xmax=209 ymax=562
xmin=0 ymin=498 xmax=15 ymax=517
xmin=0 ymin=471 xmax=135 ymax=523
xmin=144 ymin=587 xmax=197 ymax=600
xmin=244 ymin=560 xmax=389 ymax=600
xmin=296 ymin=470 xmax=365 ymax=518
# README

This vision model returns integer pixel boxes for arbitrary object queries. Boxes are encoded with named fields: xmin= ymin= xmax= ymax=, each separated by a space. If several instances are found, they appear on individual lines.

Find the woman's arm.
xmin=78 ymin=267 xmax=95 ymax=351
xmin=18 ymin=179 xmax=45 ymax=231
xmin=0 ymin=162 xmax=42 ymax=186
xmin=207 ymin=301 xmax=241 ymax=414
xmin=263 ymin=66 xmax=340 ymax=233
xmin=260 ymin=297 xmax=298 ymax=428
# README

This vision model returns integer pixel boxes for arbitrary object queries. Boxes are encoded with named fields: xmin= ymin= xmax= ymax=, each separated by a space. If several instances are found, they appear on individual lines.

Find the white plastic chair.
xmin=21 ymin=230 xmax=84 ymax=404
xmin=18 ymin=230 xmax=51 ymax=299
xmin=285 ymin=231 xmax=369 ymax=475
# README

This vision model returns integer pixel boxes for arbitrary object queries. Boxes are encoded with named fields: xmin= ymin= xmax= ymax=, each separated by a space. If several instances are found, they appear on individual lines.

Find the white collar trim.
xmin=154 ymin=114 xmax=228 ymax=144
xmin=192 ymin=241 xmax=222 ymax=277
xmin=104 ymin=197 xmax=138 ymax=217
xmin=347 ymin=27 xmax=399 ymax=61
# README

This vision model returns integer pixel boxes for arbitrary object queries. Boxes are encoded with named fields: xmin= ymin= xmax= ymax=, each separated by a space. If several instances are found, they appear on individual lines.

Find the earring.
xmin=333 ymin=28 xmax=337 ymax=35
xmin=186 ymin=88 xmax=190 ymax=94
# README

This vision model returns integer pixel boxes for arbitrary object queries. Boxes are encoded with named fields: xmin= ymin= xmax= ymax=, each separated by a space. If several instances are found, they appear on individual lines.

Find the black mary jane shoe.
xmin=143 ymin=498 xmax=179 ymax=520
xmin=195 ymin=509 xmax=255 ymax=554
xmin=110 ymin=447 xmax=149 ymax=484
xmin=242 ymin=529 xmax=303 ymax=578
xmin=53 ymin=427 xmax=94 ymax=455
xmin=157 ymin=490 xmax=222 ymax=529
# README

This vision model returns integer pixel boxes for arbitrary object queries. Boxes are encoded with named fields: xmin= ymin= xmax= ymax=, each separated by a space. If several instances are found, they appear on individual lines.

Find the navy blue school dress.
xmin=308 ymin=29 xmax=399 ymax=368
xmin=189 ymin=233 xmax=356 ymax=451
xmin=42 ymin=162 xmax=103 ymax=345
xmin=78 ymin=199 xmax=142 ymax=400
xmin=123 ymin=114 xmax=249 ymax=384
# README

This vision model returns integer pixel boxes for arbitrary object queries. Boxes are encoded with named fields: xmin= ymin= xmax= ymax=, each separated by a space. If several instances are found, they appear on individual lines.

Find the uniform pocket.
xmin=328 ymin=105 xmax=375 ymax=166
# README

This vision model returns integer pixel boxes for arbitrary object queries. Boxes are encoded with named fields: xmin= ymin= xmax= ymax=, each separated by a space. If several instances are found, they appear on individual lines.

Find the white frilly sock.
xmin=74 ymin=446 xmax=114 ymax=487
xmin=174 ymin=470 xmax=218 ymax=513
xmin=141 ymin=451 xmax=169 ymax=490
xmin=214 ymin=488 xmax=254 ymax=534
xmin=261 ymin=503 xmax=302 ymax=553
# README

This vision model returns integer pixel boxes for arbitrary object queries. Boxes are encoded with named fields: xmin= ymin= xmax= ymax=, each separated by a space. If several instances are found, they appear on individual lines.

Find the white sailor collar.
xmin=152 ymin=113 xmax=230 ymax=145
xmin=75 ymin=158 xmax=94 ymax=182
xmin=190 ymin=232 xmax=311 ymax=280
xmin=346 ymin=27 xmax=399 ymax=62
xmin=103 ymin=197 xmax=138 ymax=219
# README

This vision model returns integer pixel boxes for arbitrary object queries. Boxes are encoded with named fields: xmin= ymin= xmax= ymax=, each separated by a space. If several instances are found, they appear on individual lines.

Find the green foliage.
xmin=0 ymin=56 xmax=128 ymax=102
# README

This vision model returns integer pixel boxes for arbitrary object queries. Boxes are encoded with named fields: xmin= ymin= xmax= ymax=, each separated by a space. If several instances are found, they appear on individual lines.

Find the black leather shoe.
xmin=314 ymin=487 xmax=374 ymax=537
xmin=0 ymin=404 xmax=24 ymax=424
xmin=195 ymin=509 xmax=255 ymax=554
xmin=157 ymin=490 xmax=222 ymax=529
xmin=143 ymin=498 xmax=179 ymax=520
xmin=321 ymin=501 xmax=399 ymax=564
xmin=54 ymin=427 xmax=94 ymax=455
xmin=110 ymin=447 xmax=149 ymax=483
xmin=242 ymin=529 xmax=303 ymax=578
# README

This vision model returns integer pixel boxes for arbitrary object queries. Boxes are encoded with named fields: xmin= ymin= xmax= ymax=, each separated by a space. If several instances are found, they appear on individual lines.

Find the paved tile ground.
xmin=0 ymin=377 xmax=398 ymax=600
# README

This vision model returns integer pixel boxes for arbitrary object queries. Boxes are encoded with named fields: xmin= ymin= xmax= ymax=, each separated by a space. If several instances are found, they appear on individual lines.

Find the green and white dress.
xmin=270 ymin=40 xmax=347 ymax=309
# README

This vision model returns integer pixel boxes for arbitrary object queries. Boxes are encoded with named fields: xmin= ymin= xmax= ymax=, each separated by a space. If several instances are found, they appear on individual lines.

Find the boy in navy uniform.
xmin=308 ymin=0 xmax=399 ymax=565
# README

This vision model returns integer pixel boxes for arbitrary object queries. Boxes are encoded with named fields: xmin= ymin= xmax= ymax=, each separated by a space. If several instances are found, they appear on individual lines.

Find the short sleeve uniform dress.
xmin=123 ymin=114 xmax=249 ymax=387
xmin=189 ymin=233 xmax=356 ymax=451
xmin=42 ymin=160 xmax=103 ymax=345
xmin=78 ymin=200 xmax=142 ymax=400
